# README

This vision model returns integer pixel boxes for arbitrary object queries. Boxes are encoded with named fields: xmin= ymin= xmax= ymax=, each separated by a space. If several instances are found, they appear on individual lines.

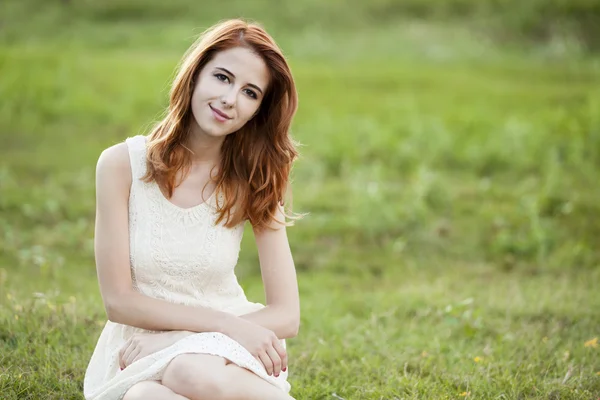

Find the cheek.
xmin=192 ymin=76 xmax=219 ymax=101
xmin=238 ymin=101 xmax=261 ymax=122
xmin=190 ymin=84 xmax=205 ymax=109
xmin=190 ymin=91 xmax=205 ymax=122
xmin=192 ymin=85 xmax=209 ymax=105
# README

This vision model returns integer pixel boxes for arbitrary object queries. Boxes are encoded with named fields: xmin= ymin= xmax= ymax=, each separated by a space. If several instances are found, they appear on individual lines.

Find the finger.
xmin=266 ymin=346 xmax=282 ymax=377
xmin=258 ymin=351 xmax=274 ymax=376
xmin=272 ymin=338 xmax=287 ymax=372
xmin=119 ymin=340 xmax=132 ymax=369
xmin=131 ymin=348 xmax=145 ymax=365
xmin=121 ymin=342 xmax=136 ymax=368
xmin=126 ymin=347 xmax=142 ymax=368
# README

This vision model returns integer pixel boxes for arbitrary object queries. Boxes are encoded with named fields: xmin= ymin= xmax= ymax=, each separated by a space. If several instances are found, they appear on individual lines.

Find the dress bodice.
xmin=125 ymin=135 xmax=250 ymax=312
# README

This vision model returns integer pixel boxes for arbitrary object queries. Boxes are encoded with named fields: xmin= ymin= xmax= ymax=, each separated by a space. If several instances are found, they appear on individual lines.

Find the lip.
xmin=209 ymin=104 xmax=232 ymax=122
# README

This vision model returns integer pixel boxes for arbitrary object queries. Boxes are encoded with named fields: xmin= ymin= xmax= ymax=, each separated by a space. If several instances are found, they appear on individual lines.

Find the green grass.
xmin=1 ymin=1 xmax=600 ymax=399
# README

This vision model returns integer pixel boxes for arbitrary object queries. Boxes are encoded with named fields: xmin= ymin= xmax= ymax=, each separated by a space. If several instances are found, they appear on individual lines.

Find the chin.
xmin=202 ymin=128 xmax=229 ymax=138
xmin=191 ymin=120 xmax=226 ymax=138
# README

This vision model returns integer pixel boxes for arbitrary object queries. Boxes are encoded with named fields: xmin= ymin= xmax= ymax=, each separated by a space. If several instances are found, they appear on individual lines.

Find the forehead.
xmin=207 ymin=47 xmax=270 ymax=89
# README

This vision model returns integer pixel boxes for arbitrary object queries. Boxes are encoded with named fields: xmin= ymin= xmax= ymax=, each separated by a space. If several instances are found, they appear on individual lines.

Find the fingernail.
xmin=275 ymin=373 xmax=279 ymax=377
xmin=120 ymin=367 xmax=124 ymax=371
xmin=282 ymin=367 xmax=287 ymax=372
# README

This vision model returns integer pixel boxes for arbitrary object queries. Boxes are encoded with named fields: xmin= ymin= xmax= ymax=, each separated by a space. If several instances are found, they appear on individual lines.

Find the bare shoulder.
xmin=97 ymin=142 xmax=130 ymax=172
xmin=96 ymin=142 xmax=132 ymax=189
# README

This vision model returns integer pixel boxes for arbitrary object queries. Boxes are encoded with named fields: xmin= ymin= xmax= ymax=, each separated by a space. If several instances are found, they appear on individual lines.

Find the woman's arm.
xmin=241 ymin=206 xmax=301 ymax=339
xmin=94 ymin=143 xmax=235 ymax=333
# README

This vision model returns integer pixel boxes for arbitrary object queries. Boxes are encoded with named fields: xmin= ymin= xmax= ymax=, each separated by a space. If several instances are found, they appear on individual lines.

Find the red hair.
xmin=141 ymin=19 xmax=301 ymax=231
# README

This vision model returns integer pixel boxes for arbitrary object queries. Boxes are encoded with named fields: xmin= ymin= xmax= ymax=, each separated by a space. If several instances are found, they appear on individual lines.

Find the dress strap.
xmin=124 ymin=135 xmax=148 ymax=181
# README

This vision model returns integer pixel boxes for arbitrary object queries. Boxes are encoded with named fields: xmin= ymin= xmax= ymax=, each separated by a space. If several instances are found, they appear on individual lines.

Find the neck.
xmin=185 ymin=125 xmax=225 ymax=164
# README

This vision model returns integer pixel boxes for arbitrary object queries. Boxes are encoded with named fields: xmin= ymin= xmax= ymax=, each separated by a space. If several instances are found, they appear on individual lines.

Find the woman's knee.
xmin=162 ymin=354 xmax=230 ymax=399
xmin=122 ymin=381 xmax=164 ymax=400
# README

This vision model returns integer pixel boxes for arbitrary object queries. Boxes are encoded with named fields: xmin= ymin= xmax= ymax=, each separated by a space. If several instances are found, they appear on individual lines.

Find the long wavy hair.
xmin=141 ymin=19 xmax=301 ymax=231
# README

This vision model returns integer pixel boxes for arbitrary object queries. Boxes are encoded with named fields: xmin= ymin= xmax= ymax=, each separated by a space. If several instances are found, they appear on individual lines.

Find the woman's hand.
xmin=222 ymin=317 xmax=287 ymax=377
xmin=119 ymin=331 xmax=194 ymax=369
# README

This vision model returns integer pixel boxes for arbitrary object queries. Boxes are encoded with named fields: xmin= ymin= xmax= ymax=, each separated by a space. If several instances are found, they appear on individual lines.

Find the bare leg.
xmin=162 ymin=354 xmax=294 ymax=400
xmin=223 ymin=362 xmax=296 ymax=400
xmin=162 ymin=354 xmax=228 ymax=400
xmin=123 ymin=380 xmax=190 ymax=400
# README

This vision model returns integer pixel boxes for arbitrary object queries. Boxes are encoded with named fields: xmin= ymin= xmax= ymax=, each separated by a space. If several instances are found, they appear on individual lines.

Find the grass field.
xmin=1 ymin=1 xmax=599 ymax=399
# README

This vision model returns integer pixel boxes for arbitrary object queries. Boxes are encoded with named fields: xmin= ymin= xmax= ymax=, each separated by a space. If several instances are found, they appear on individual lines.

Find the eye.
xmin=214 ymin=73 xmax=229 ymax=83
xmin=244 ymin=89 xmax=258 ymax=99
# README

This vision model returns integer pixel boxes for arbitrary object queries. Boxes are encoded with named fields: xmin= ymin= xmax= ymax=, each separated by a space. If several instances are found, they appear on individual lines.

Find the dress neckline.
xmin=140 ymin=135 xmax=218 ymax=214
xmin=152 ymin=184 xmax=217 ymax=213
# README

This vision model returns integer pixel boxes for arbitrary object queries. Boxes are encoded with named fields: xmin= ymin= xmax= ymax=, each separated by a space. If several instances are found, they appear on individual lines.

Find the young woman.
xmin=84 ymin=19 xmax=301 ymax=400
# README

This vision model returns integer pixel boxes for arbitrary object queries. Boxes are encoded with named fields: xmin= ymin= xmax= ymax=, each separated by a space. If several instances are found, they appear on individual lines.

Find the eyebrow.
xmin=215 ymin=67 xmax=264 ymax=95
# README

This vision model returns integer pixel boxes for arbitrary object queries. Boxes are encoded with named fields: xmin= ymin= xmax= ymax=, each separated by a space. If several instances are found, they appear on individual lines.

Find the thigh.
xmin=123 ymin=380 xmax=179 ymax=400
xmin=162 ymin=354 xmax=229 ymax=399
xmin=222 ymin=363 xmax=295 ymax=400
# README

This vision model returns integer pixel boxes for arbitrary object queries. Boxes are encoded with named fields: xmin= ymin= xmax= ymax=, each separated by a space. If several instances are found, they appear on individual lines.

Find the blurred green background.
xmin=1 ymin=0 xmax=599 ymax=399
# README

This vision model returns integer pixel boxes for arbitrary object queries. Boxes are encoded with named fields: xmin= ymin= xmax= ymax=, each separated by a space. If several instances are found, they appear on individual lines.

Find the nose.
xmin=220 ymin=87 xmax=236 ymax=109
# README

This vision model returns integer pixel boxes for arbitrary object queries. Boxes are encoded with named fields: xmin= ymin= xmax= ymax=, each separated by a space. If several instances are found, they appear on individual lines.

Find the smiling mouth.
xmin=209 ymin=104 xmax=231 ymax=121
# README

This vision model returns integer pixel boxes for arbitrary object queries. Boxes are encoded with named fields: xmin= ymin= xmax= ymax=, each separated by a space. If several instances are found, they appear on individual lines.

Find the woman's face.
xmin=190 ymin=46 xmax=270 ymax=138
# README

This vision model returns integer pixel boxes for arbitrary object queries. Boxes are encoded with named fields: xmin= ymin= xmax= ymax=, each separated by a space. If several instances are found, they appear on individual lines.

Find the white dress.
xmin=83 ymin=135 xmax=290 ymax=400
